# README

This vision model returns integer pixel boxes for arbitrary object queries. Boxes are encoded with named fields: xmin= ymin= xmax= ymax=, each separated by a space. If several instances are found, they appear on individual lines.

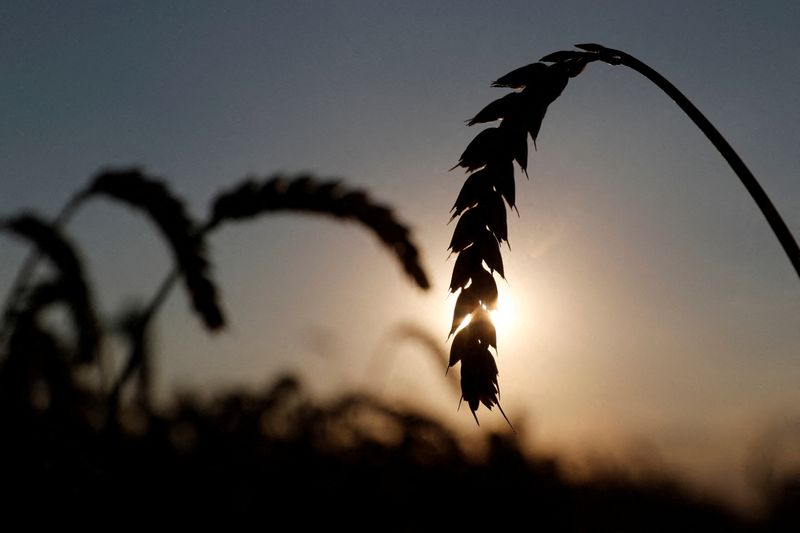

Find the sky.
xmin=1 ymin=1 xmax=799 ymax=508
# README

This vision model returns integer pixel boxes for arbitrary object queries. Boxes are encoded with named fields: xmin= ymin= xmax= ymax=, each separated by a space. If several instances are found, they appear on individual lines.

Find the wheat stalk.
xmin=0 ymin=168 xmax=224 ymax=350
xmin=1 ymin=169 xmax=431 ymax=420
xmin=565 ymin=43 xmax=800 ymax=279
xmin=102 ymin=174 xmax=430 ymax=413
xmin=447 ymin=44 xmax=800 ymax=424
xmin=107 ymin=302 xmax=152 ymax=411
xmin=82 ymin=168 xmax=225 ymax=330
xmin=0 ymin=213 xmax=101 ymax=363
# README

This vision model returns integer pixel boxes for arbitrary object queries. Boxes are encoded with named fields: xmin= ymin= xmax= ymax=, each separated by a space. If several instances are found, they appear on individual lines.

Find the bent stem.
xmin=598 ymin=45 xmax=800 ymax=280
xmin=106 ymin=267 xmax=180 ymax=415
xmin=106 ymin=218 xmax=210 ymax=416
xmin=0 ymin=192 xmax=88 ymax=350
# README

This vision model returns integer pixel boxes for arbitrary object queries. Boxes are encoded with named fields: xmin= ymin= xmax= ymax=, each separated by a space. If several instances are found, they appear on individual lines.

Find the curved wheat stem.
xmin=569 ymin=44 xmax=800 ymax=280
xmin=107 ymin=302 xmax=152 ymax=412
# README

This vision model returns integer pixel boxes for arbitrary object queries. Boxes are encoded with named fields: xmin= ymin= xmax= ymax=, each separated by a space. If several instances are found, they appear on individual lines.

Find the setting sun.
xmin=489 ymin=285 xmax=520 ymax=340
xmin=450 ymin=283 xmax=521 ymax=341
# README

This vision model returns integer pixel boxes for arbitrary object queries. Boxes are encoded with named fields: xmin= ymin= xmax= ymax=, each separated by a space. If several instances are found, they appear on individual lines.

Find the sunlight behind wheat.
xmin=488 ymin=283 xmax=520 ymax=343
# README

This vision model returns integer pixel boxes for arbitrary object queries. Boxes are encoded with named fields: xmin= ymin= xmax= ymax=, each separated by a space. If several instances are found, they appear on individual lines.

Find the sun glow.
xmin=450 ymin=284 xmax=523 ymax=341
xmin=489 ymin=307 xmax=514 ymax=337
xmin=454 ymin=313 xmax=472 ymax=336
xmin=488 ymin=287 xmax=519 ymax=339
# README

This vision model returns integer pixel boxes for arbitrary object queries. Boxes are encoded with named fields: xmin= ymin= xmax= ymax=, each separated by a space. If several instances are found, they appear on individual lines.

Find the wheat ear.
xmin=83 ymin=168 xmax=225 ymax=330
xmin=447 ymin=57 xmax=577 ymax=425
xmin=0 ymin=213 xmax=101 ymax=363
xmin=209 ymin=174 xmax=429 ymax=289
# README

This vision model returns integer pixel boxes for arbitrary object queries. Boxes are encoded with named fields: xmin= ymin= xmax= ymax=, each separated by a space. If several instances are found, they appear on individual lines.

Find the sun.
xmin=488 ymin=285 xmax=519 ymax=339
xmin=450 ymin=283 xmax=522 ymax=341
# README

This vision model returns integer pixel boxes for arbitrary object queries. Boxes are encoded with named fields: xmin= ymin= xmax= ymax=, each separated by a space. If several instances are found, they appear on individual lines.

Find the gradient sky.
xmin=2 ymin=1 xmax=799 ymax=507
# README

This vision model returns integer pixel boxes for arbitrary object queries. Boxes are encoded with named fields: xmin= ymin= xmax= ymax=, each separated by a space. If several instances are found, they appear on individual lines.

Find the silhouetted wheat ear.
xmin=0 ymin=213 xmax=101 ymax=363
xmin=447 ymin=54 xmax=588 ymax=426
xmin=83 ymin=168 xmax=225 ymax=330
xmin=449 ymin=43 xmax=800 ymax=424
xmin=208 ymin=174 xmax=430 ymax=289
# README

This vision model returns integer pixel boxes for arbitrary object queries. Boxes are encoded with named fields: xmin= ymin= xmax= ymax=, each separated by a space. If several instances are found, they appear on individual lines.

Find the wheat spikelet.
xmin=0 ymin=213 xmax=101 ymax=363
xmin=446 ymin=55 xmax=593 ymax=425
xmin=208 ymin=174 xmax=430 ymax=289
xmin=83 ymin=168 xmax=225 ymax=330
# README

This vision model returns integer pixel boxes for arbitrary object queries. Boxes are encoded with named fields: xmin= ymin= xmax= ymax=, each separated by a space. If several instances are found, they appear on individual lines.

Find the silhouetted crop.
xmin=0 ymin=168 xmax=430 ymax=414
xmin=0 ymin=213 xmax=100 ymax=364
xmin=83 ymin=169 xmax=225 ymax=331
xmin=447 ymin=43 xmax=800 ymax=424
xmin=208 ymin=174 xmax=429 ymax=290
xmin=2 ymin=367 xmax=793 ymax=529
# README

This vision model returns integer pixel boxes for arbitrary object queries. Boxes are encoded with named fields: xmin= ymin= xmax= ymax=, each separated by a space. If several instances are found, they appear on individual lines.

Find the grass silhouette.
xmin=2 ymin=366 xmax=797 ymax=529
xmin=0 ymin=168 xmax=429 ymax=419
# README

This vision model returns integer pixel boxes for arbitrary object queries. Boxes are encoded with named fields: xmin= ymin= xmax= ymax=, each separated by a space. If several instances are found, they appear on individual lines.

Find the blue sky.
xmin=2 ymin=1 xmax=799 ymax=507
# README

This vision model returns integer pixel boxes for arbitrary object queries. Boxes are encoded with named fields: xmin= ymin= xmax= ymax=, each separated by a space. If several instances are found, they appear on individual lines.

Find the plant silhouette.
xmin=447 ymin=43 xmax=800 ymax=424
xmin=1 ymin=168 xmax=430 ymax=414
xmin=0 ymin=214 xmax=101 ymax=365
xmin=6 ymin=366 xmax=788 ymax=528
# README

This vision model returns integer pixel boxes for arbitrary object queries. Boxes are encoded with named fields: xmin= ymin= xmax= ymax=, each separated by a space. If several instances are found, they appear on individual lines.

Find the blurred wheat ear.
xmin=100 ymin=171 xmax=429 ymax=416
xmin=1 ymin=168 xmax=431 ymax=420
xmin=0 ymin=213 xmax=101 ymax=363
xmin=82 ymin=168 xmax=225 ymax=330
xmin=447 ymin=43 xmax=800 ymax=425
xmin=208 ymin=174 xmax=429 ymax=289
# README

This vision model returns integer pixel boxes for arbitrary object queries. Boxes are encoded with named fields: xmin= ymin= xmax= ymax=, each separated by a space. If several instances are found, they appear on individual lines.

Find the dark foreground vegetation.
xmin=1 ymin=369 xmax=797 ymax=530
